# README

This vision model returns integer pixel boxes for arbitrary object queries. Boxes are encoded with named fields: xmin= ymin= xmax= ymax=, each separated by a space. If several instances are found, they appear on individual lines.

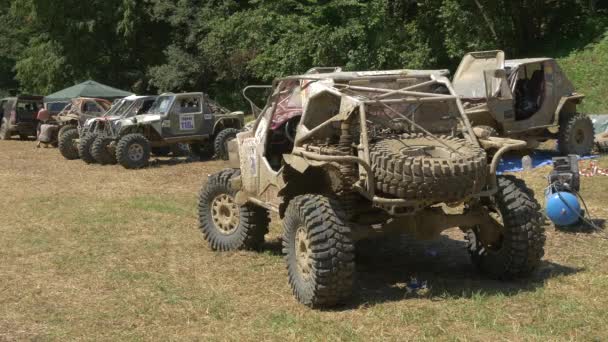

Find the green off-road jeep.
xmin=197 ymin=68 xmax=546 ymax=308
xmin=109 ymin=92 xmax=244 ymax=169
xmin=454 ymin=50 xmax=594 ymax=155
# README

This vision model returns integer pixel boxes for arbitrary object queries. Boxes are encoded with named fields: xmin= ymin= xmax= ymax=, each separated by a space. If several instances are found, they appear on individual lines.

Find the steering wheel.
xmin=284 ymin=116 xmax=301 ymax=143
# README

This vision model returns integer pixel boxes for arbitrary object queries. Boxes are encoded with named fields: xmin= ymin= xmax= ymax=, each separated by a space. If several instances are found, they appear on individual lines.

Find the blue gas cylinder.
xmin=545 ymin=191 xmax=581 ymax=226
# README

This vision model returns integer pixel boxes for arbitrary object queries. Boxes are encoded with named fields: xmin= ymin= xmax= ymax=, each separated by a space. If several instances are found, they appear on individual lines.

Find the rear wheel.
xmin=464 ymin=176 xmax=545 ymax=279
xmin=91 ymin=136 xmax=117 ymax=165
xmin=58 ymin=128 xmax=80 ymax=160
xmin=283 ymin=194 xmax=355 ymax=308
xmin=116 ymin=133 xmax=151 ymax=169
xmin=558 ymin=113 xmax=594 ymax=156
xmin=78 ymin=133 xmax=98 ymax=164
xmin=214 ymin=128 xmax=240 ymax=160
xmin=198 ymin=169 xmax=269 ymax=250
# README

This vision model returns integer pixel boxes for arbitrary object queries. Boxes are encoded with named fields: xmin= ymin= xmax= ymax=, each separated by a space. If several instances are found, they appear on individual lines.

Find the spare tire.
xmin=370 ymin=133 xmax=487 ymax=203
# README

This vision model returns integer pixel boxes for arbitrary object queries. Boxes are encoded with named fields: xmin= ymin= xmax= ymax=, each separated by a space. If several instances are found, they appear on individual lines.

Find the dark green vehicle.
xmin=0 ymin=95 xmax=44 ymax=140
xmin=110 ymin=92 xmax=245 ymax=169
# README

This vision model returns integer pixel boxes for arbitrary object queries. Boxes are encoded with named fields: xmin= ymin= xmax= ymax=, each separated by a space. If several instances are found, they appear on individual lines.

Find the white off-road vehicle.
xmin=108 ymin=92 xmax=245 ymax=169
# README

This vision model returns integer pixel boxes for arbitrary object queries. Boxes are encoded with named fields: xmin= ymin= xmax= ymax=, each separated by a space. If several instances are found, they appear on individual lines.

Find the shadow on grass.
xmin=148 ymin=155 xmax=216 ymax=168
xmin=555 ymin=219 xmax=606 ymax=234
xmin=259 ymin=238 xmax=283 ymax=256
xmin=344 ymin=234 xmax=583 ymax=309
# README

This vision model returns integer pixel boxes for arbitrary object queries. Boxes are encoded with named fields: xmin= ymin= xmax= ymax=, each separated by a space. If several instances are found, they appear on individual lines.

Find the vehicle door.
xmin=165 ymin=94 xmax=205 ymax=137
xmin=15 ymin=100 xmax=38 ymax=124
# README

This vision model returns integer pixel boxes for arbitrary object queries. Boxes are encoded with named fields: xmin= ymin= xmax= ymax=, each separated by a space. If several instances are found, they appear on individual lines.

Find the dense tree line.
xmin=0 ymin=0 xmax=606 ymax=107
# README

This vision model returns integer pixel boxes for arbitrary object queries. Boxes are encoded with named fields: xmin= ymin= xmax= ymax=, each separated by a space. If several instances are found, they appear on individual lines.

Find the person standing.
xmin=36 ymin=106 xmax=51 ymax=148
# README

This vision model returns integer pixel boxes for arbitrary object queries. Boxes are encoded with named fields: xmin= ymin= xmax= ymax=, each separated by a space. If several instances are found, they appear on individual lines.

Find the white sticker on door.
xmin=180 ymin=114 xmax=195 ymax=130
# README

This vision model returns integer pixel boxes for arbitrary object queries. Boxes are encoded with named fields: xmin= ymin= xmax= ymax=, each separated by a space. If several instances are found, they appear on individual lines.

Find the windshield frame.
xmin=147 ymin=95 xmax=175 ymax=115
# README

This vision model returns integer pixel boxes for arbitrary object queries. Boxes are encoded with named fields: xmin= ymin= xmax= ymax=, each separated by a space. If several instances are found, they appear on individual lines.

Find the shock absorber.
xmin=337 ymin=119 xmax=358 ymax=219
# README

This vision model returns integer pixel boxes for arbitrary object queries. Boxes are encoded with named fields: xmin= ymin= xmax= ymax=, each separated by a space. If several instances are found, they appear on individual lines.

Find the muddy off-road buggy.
xmin=76 ymin=95 xmax=157 ymax=165
xmin=106 ymin=92 xmax=245 ymax=169
xmin=198 ymin=68 xmax=546 ymax=308
xmin=56 ymin=97 xmax=113 ymax=159
xmin=454 ymin=50 xmax=594 ymax=156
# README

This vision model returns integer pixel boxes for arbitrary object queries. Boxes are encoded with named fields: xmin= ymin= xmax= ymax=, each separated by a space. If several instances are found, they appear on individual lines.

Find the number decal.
xmin=179 ymin=114 xmax=195 ymax=130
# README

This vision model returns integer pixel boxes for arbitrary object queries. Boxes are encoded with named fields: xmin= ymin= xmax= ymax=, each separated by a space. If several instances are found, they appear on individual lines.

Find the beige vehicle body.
xmin=198 ymin=68 xmax=545 ymax=307
xmin=454 ymin=51 xmax=593 ymax=154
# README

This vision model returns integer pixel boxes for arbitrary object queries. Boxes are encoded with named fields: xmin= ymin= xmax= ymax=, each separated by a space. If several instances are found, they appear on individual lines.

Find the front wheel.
xmin=283 ymin=194 xmax=355 ymax=308
xmin=116 ymin=133 xmax=151 ymax=169
xmin=91 ymin=136 xmax=117 ymax=165
xmin=58 ymin=128 xmax=80 ymax=160
xmin=58 ymin=125 xmax=76 ymax=140
xmin=198 ymin=169 xmax=270 ymax=250
xmin=214 ymin=128 xmax=240 ymax=160
xmin=558 ymin=113 xmax=594 ymax=156
xmin=465 ymin=176 xmax=545 ymax=279
xmin=78 ymin=133 xmax=98 ymax=164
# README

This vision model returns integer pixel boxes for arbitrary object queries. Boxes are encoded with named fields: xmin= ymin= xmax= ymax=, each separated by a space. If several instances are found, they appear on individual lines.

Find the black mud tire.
xmin=283 ymin=194 xmax=355 ymax=308
xmin=198 ymin=169 xmax=270 ymax=251
xmin=58 ymin=124 xmax=76 ymax=140
xmin=116 ymin=133 xmax=151 ymax=169
xmin=558 ymin=113 xmax=594 ymax=156
xmin=0 ymin=118 xmax=12 ymax=140
xmin=214 ymin=128 xmax=239 ymax=160
xmin=78 ymin=133 xmax=98 ymax=164
xmin=58 ymin=128 xmax=80 ymax=160
xmin=91 ymin=136 xmax=117 ymax=165
xmin=369 ymin=133 xmax=487 ymax=203
xmin=465 ymin=175 xmax=545 ymax=279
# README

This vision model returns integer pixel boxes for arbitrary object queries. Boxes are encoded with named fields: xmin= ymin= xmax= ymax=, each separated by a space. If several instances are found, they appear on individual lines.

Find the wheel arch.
xmin=213 ymin=117 xmax=243 ymax=136
xmin=554 ymin=95 xmax=585 ymax=125
xmin=277 ymin=164 xmax=340 ymax=218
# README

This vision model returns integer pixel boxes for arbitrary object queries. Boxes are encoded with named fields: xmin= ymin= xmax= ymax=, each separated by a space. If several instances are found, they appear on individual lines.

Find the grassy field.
xmin=560 ymin=33 xmax=608 ymax=114
xmin=1 ymin=140 xmax=607 ymax=341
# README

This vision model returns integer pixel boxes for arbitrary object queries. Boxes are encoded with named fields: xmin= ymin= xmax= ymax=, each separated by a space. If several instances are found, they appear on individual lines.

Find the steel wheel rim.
xmin=295 ymin=227 xmax=312 ymax=280
xmin=128 ymin=143 xmax=144 ymax=161
xmin=211 ymin=194 xmax=240 ymax=235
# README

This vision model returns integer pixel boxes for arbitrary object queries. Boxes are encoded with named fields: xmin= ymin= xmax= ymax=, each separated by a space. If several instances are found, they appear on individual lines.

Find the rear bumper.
xmin=13 ymin=122 xmax=37 ymax=135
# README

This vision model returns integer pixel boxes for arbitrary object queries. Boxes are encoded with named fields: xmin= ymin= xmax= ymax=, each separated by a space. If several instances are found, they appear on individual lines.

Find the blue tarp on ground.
xmin=497 ymin=150 xmax=598 ymax=174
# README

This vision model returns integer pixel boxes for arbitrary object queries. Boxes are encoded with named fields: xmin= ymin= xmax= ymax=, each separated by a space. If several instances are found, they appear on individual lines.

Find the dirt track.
xmin=1 ymin=140 xmax=607 ymax=340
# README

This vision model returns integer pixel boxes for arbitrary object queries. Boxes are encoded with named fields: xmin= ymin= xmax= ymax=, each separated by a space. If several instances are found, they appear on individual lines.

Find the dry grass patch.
xmin=1 ymin=140 xmax=607 ymax=340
